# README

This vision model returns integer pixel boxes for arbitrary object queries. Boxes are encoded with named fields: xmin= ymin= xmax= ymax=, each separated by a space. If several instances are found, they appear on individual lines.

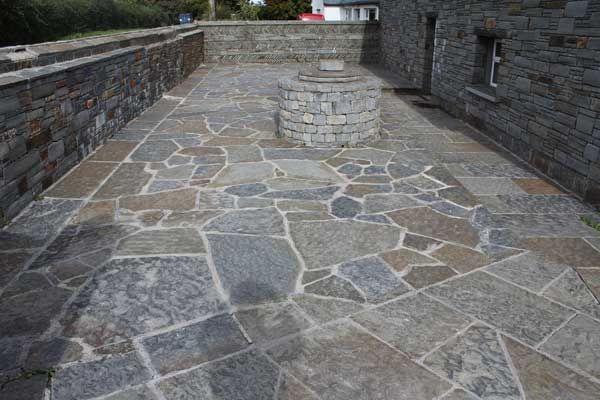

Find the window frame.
xmin=489 ymin=39 xmax=501 ymax=88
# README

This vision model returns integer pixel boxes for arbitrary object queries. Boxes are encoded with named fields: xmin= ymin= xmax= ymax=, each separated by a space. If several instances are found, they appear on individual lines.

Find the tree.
xmin=208 ymin=0 xmax=216 ymax=19
xmin=262 ymin=0 xmax=310 ymax=20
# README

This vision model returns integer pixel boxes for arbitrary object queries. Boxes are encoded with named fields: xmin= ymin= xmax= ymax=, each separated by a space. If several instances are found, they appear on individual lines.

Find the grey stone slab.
xmin=226 ymin=145 xmax=263 ymax=163
xmin=290 ymin=220 xmax=400 ymax=269
xmin=459 ymin=163 xmax=536 ymax=178
xmin=457 ymin=177 xmax=527 ymax=195
xmin=266 ymin=321 xmax=451 ymax=400
xmin=338 ymin=163 xmax=362 ymax=175
xmin=263 ymin=148 xmax=340 ymax=161
xmin=62 ymin=256 xmax=226 ymax=346
xmin=25 ymin=338 xmax=83 ymax=370
xmin=158 ymin=350 xmax=279 ymax=400
xmin=203 ymin=208 xmax=285 ymax=236
xmin=0 ymin=272 xmax=51 ymax=299
xmin=52 ymin=352 xmax=151 ymax=400
xmin=104 ymin=386 xmax=159 ymax=400
xmin=162 ymin=210 xmax=223 ymax=227
xmin=193 ymin=164 xmax=223 ymax=180
xmin=0 ymin=251 xmax=34 ymax=288
xmin=120 ymin=189 xmax=198 ymax=211
xmin=224 ymin=183 xmax=268 ymax=197
xmin=352 ymin=293 xmax=470 ymax=358
xmin=404 ymin=265 xmax=457 ymax=289
xmin=130 ymin=140 xmax=178 ymax=162
xmin=504 ymin=336 xmax=600 ymax=400
xmin=45 ymin=162 xmax=119 ymax=199
xmin=363 ymin=194 xmax=420 ymax=213
xmin=480 ymin=195 xmax=591 ymax=214
xmin=338 ymin=256 xmax=410 ymax=303
xmin=424 ymin=324 xmax=520 ymax=400
xmin=331 ymin=196 xmax=362 ymax=218
xmin=305 ymin=275 xmax=366 ymax=303
xmin=147 ymin=180 xmax=187 ymax=193
xmin=278 ymin=372 xmax=319 ymax=400
xmin=94 ymin=163 xmax=152 ymax=199
xmin=274 ymin=160 xmax=343 ymax=183
xmin=211 ymin=162 xmax=274 ymax=186
xmin=156 ymin=165 xmax=196 ymax=180
xmin=0 ymin=373 xmax=47 ymax=400
xmin=441 ymin=389 xmax=478 ymax=400
xmin=544 ymin=268 xmax=600 ymax=319
xmin=388 ymin=163 xmax=423 ymax=179
xmin=143 ymin=314 xmax=248 ymax=375
xmin=198 ymin=191 xmax=235 ymax=209
xmin=237 ymin=197 xmax=274 ymax=208
xmin=339 ymin=148 xmax=394 ymax=165
xmin=486 ymin=253 xmax=569 ymax=292
xmin=236 ymin=302 xmax=312 ymax=345
xmin=355 ymin=214 xmax=393 ymax=224
xmin=540 ymin=315 xmax=600 ymax=379
xmin=266 ymin=178 xmax=332 ymax=191
xmin=262 ymin=186 xmax=339 ymax=200
xmin=426 ymin=271 xmax=573 ymax=345
xmin=117 ymin=228 xmax=205 ymax=256
xmin=207 ymin=234 xmax=301 ymax=306
xmin=292 ymin=294 xmax=364 ymax=324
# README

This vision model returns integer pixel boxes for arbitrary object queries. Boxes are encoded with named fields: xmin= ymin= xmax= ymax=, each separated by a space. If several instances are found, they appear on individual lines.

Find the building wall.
xmin=195 ymin=21 xmax=380 ymax=63
xmin=380 ymin=0 xmax=600 ymax=203
xmin=0 ymin=27 xmax=204 ymax=221
xmin=324 ymin=7 xmax=343 ymax=21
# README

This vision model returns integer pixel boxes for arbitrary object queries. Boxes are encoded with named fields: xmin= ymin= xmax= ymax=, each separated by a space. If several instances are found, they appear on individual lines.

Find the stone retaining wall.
xmin=195 ymin=21 xmax=380 ymax=63
xmin=0 ymin=27 xmax=204 ymax=221
xmin=379 ymin=0 xmax=600 ymax=203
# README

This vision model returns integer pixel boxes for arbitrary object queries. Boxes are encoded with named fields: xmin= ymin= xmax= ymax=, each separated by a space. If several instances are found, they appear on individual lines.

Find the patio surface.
xmin=2 ymin=63 xmax=600 ymax=400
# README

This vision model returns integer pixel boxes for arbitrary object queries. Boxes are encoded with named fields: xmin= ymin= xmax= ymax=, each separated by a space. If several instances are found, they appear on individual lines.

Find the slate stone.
xmin=578 ymin=268 xmax=600 ymax=299
xmin=70 ymin=200 xmax=116 ymax=225
xmin=338 ymin=163 xmax=362 ymax=175
xmin=431 ymin=244 xmax=491 ymax=273
xmin=203 ymin=208 xmax=285 ymax=236
xmin=237 ymin=197 xmax=274 ymax=208
xmin=424 ymin=324 xmax=520 ymax=400
xmin=458 ymin=177 xmax=527 ymax=195
xmin=302 ymin=269 xmax=331 ymax=284
xmin=143 ymin=314 xmax=248 ymax=375
xmin=387 ymin=163 xmax=422 ymax=179
xmin=504 ymin=336 xmax=600 ymax=400
xmin=262 ymin=186 xmax=339 ymax=200
xmin=480 ymin=194 xmax=591 ymax=214
xmin=290 ymin=220 xmax=401 ymax=269
xmin=338 ymin=256 xmax=411 ymax=303
xmin=25 ymin=338 xmax=83 ymax=370
xmin=62 ymin=256 xmax=226 ymax=346
xmin=156 ymin=165 xmax=196 ymax=180
xmin=120 ymin=189 xmax=197 ymax=211
xmin=275 ymin=160 xmax=342 ymax=182
xmin=162 ymin=210 xmax=223 ymax=227
xmin=393 ymin=182 xmax=422 ymax=194
xmin=519 ymin=237 xmax=600 ymax=268
xmin=388 ymin=207 xmax=480 ymax=247
xmin=304 ymin=275 xmax=365 ymax=303
xmin=364 ymin=165 xmax=386 ymax=175
xmin=426 ymin=166 xmax=461 ymax=186
xmin=263 ymin=148 xmax=340 ymax=161
xmin=278 ymin=372 xmax=319 ymax=400
xmin=512 ymin=178 xmax=563 ymax=195
xmin=0 ymin=336 xmax=27 ymax=373
xmin=89 ymin=141 xmax=137 ymax=162
xmin=130 ymin=140 xmax=178 ymax=162
xmin=266 ymin=178 xmax=331 ymax=191
xmin=0 ymin=373 xmax=47 ymax=400
xmin=441 ymin=389 xmax=478 ymax=400
xmin=0 ymin=272 xmax=51 ymax=298
xmin=331 ymin=196 xmax=362 ymax=218
xmin=544 ymin=268 xmax=600 ymax=319
xmin=292 ymin=294 xmax=364 ymax=324
xmin=404 ymin=265 xmax=457 ymax=289
xmin=52 ymin=352 xmax=151 ymax=400
xmin=355 ymin=214 xmax=392 ymax=224
xmin=211 ymin=162 xmax=274 ymax=186
xmin=193 ymin=164 xmax=223 ymax=180
xmin=403 ymin=175 xmax=445 ymax=191
xmin=45 ymin=162 xmax=118 ymax=198
xmin=487 ymin=253 xmax=569 ymax=292
xmin=353 ymin=175 xmax=392 ymax=184
xmin=267 ymin=321 xmax=451 ymax=400
xmin=363 ymin=194 xmax=419 ymax=213
xmin=0 ymin=251 xmax=34 ymax=288
xmin=225 ymin=145 xmax=263 ymax=163
xmin=117 ymin=228 xmax=205 ymax=256
xmin=380 ymin=248 xmax=439 ymax=272
xmin=344 ymin=184 xmax=393 ymax=198
xmin=147 ymin=180 xmax=186 ymax=193
xmin=207 ymin=234 xmax=301 ymax=306
xmin=438 ymin=186 xmax=480 ymax=208
xmin=198 ymin=191 xmax=235 ymax=209
xmin=236 ymin=302 xmax=312 ymax=345
xmin=339 ymin=148 xmax=394 ymax=165
xmin=224 ymin=183 xmax=268 ymax=197
xmin=103 ymin=386 xmax=159 ymax=400
xmin=426 ymin=271 xmax=573 ymax=345
xmin=403 ymin=233 xmax=442 ymax=251
xmin=352 ymin=294 xmax=470 ymax=358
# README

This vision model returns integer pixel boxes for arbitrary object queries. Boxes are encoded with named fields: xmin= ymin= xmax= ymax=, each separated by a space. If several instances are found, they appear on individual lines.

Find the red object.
xmin=298 ymin=13 xmax=325 ymax=21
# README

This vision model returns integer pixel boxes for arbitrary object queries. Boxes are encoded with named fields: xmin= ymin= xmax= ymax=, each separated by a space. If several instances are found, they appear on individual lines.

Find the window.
xmin=344 ymin=9 xmax=352 ymax=21
xmin=488 ymin=39 xmax=501 ymax=87
xmin=354 ymin=8 xmax=360 ymax=21
xmin=367 ymin=8 xmax=377 ymax=21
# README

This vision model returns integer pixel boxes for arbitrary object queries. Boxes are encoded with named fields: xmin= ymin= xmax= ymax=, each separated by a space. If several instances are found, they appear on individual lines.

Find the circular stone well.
xmin=278 ymin=60 xmax=381 ymax=147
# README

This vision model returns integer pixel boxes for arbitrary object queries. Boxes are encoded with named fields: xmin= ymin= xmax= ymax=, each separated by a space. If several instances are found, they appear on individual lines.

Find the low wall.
xmin=195 ymin=21 xmax=380 ymax=63
xmin=0 ymin=26 xmax=204 ymax=221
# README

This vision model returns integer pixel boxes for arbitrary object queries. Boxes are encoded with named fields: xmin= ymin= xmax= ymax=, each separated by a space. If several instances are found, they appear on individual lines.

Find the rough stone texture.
xmin=292 ymin=294 xmax=364 ymax=324
xmin=116 ymin=228 xmax=206 ymax=256
xmin=203 ymin=208 xmax=285 ymax=236
xmin=235 ymin=302 xmax=312 ymax=345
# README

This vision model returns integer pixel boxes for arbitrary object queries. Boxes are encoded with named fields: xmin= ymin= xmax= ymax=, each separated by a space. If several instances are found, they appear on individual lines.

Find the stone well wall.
xmin=195 ymin=21 xmax=381 ymax=63
xmin=379 ymin=0 xmax=600 ymax=203
xmin=0 ymin=26 xmax=204 ymax=220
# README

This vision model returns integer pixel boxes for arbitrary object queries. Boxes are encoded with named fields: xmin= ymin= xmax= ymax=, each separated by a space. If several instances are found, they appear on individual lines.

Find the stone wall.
xmin=0 ymin=27 xmax=204 ymax=221
xmin=195 ymin=21 xmax=380 ymax=63
xmin=380 ymin=0 xmax=600 ymax=203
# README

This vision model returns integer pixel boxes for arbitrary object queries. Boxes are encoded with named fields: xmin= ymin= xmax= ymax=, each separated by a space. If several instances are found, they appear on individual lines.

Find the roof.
xmin=324 ymin=0 xmax=379 ymax=6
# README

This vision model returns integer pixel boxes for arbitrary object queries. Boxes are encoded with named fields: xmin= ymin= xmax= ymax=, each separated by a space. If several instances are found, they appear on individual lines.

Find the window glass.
xmin=368 ymin=8 xmax=377 ymax=21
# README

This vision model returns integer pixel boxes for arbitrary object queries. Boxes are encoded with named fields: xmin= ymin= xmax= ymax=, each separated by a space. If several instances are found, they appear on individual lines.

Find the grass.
xmin=581 ymin=215 xmax=600 ymax=232
xmin=57 ymin=29 xmax=139 ymax=41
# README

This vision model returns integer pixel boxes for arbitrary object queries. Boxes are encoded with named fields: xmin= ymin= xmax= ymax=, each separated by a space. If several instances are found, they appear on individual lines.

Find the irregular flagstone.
xmin=504 ymin=336 xmax=600 ymax=400
xmin=0 ymin=251 xmax=34 ymax=288
xmin=457 ymin=177 xmax=526 ymax=195
xmin=225 ymin=145 xmax=263 ymax=163
xmin=403 ymin=175 xmax=445 ymax=191
xmin=89 ymin=141 xmax=137 ymax=162
xmin=103 ymin=386 xmax=159 ymax=400
xmin=540 ymin=315 xmax=600 ymax=379
xmin=1 ymin=272 xmax=51 ymax=299
xmin=388 ymin=207 xmax=480 ymax=247
xmin=356 ymin=214 xmax=393 ymax=224
xmin=207 ymin=234 xmax=301 ymax=306
xmin=480 ymin=194 xmax=591 ymax=214
xmin=266 ymin=321 xmax=451 ymax=400
xmin=203 ymin=136 xmax=256 ymax=146
xmin=0 ymin=373 xmax=47 ymax=400
xmin=52 ymin=352 xmax=151 ymax=400
xmin=276 ymin=199 xmax=328 ymax=212
xmin=0 ymin=336 xmax=27 ymax=373
xmin=425 ymin=166 xmax=461 ymax=186
xmin=262 ymin=186 xmax=339 ymax=201
xmin=142 ymin=314 xmax=249 ymax=375
xmin=70 ymin=200 xmax=116 ymax=225
xmin=338 ymin=163 xmax=363 ymax=175
xmin=353 ymin=175 xmax=392 ymax=184
xmin=302 ymin=269 xmax=331 ymax=284
xmin=363 ymin=194 xmax=420 ymax=213
xmin=387 ymin=163 xmax=422 ymax=179
xmin=286 ymin=211 xmax=334 ymax=221
xmin=339 ymin=148 xmax=394 ymax=165
xmin=178 ymin=146 xmax=224 ymax=157
xmin=292 ymin=294 xmax=363 ymax=324
xmin=224 ymin=183 xmax=268 ymax=197
xmin=426 ymin=271 xmax=573 ymax=345
xmin=304 ymin=275 xmax=366 ymax=303
xmin=544 ymin=268 xmax=600 ymax=319
xmin=156 ymin=165 xmax=196 ymax=180
xmin=198 ymin=191 xmax=235 ymax=209
xmin=162 ymin=210 xmax=224 ymax=227
xmin=263 ymin=148 xmax=340 ymax=161
xmin=441 ymin=389 xmax=479 ymax=400
xmin=424 ymin=324 xmax=520 ymax=400
xmin=486 ymin=253 xmax=569 ymax=292
xmin=338 ymin=256 xmax=411 ymax=303
xmin=344 ymin=184 xmax=393 ymax=198
xmin=438 ymin=186 xmax=480 ymax=208
xmin=93 ymin=163 xmax=152 ymax=199
xmin=0 ymin=286 xmax=71 ymax=337
xmin=62 ymin=256 xmax=226 ymax=346
xmin=278 ymin=372 xmax=319 ymax=400
xmin=519 ymin=237 xmax=600 ymax=269
xmin=430 ymin=201 xmax=471 ymax=218
xmin=211 ymin=162 xmax=274 ymax=186
xmin=512 ymin=178 xmax=563 ymax=195
xmin=404 ymin=265 xmax=457 ymax=289
xmin=237 ymin=197 xmax=274 ymax=208
xmin=147 ymin=180 xmax=186 ymax=193
xmin=117 ymin=228 xmax=205 ymax=256
xmin=381 ymin=248 xmax=440 ymax=272
xmin=203 ymin=208 xmax=285 ymax=236
xmin=352 ymin=293 xmax=470 ymax=358
xmin=119 ymin=188 xmax=197 ymax=211
xmin=236 ymin=302 xmax=312 ymax=345
xmin=431 ymin=244 xmax=491 ymax=273
xmin=274 ymin=160 xmax=343 ymax=183
xmin=25 ymin=338 xmax=83 ymax=371
xmin=193 ymin=164 xmax=223 ymax=180
xmin=331 ymin=196 xmax=362 ymax=218
xmin=158 ymin=350 xmax=280 ymax=400
xmin=130 ymin=140 xmax=178 ymax=162
xmin=403 ymin=233 xmax=442 ymax=251
xmin=578 ymin=268 xmax=600 ymax=299
xmin=266 ymin=177 xmax=332 ymax=191
xmin=290 ymin=220 xmax=401 ymax=269
xmin=46 ymin=162 xmax=118 ymax=198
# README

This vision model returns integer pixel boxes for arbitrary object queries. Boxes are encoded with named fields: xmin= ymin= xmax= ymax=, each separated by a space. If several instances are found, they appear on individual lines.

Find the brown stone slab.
xmin=46 ymin=162 xmax=118 ymax=198
xmin=88 ymin=141 xmax=137 ymax=162
xmin=512 ymin=178 xmax=563 ymax=195
xmin=519 ymin=237 xmax=600 ymax=269
xmin=93 ymin=163 xmax=152 ymax=199
xmin=119 ymin=189 xmax=197 ymax=211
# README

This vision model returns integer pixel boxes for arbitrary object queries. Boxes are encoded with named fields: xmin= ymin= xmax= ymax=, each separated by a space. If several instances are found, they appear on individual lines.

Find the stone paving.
xmin=1 ymin=63 xmax=600 ymax=400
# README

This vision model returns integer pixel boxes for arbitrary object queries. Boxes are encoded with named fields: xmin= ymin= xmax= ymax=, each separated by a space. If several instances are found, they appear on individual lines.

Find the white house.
xmin=312 ymin=0 xmax=379 ymax=21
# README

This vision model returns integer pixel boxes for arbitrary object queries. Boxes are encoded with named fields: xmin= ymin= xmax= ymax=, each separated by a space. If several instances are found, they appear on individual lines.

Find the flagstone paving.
xmin=2 ymin=63 xmax=600 ymax=400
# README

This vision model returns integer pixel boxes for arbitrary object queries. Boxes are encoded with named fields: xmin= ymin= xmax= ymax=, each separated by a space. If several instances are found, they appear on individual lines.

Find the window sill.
xmin=465 ymin=85 xmax=501 ymax=103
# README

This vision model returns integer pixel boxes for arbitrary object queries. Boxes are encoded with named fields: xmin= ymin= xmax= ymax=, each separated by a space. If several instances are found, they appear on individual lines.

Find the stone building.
xmin=379 ymin=0 xmax=600 ymax=203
